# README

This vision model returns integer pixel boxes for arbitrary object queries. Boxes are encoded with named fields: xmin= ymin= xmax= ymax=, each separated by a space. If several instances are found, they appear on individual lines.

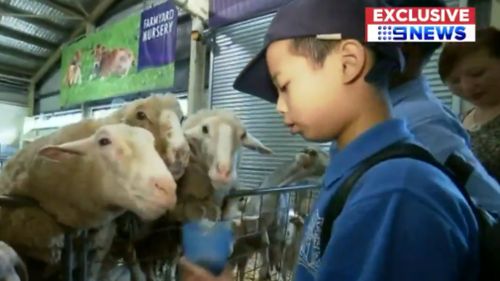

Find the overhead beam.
xmin=0 ymin=81 xmax=27 ymax=91
xmin=69 ymin=0 xmax=90 ymax=18
xmin=0 ymin=25 xmax=58 ymax=50
xmin=0 ymin=77 xmax=30 ymax=86
xmin=40 ymin=0 xmax=86 ymax=19
xmin=0 ymin=62 xmax=36 ymax=77
xmin=0 ymin=73 xmax=30 ymax=83
xmin=0 ymin=2 xmax=72 ymax=33
xmin=0 ymin=12 xmax=83 ymax=21
xmin=32 ymin=0 xmax=118 ymax=85
xmin=0 ymin=44 xmax=47 ymax=63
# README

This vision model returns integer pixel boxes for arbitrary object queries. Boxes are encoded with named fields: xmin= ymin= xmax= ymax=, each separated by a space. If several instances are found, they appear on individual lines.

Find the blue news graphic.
xmin=392 ymin=25 xmax=466 ymax=41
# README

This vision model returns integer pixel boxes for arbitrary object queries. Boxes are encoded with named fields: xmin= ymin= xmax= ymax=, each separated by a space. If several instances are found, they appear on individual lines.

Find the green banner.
xmin=60 ymin=11 xmax=175 ymax=107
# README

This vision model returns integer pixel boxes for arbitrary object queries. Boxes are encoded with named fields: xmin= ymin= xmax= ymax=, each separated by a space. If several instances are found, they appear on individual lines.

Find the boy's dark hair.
xmin=439 ymin=27 xmax=500 ymax=81
xmin=290 ymin=37 xmax=398 ymax=88
xmin=290 ymin=37 xmax=339 ymax=67
xmin=415 ymin=42 xmax=442 ymax=59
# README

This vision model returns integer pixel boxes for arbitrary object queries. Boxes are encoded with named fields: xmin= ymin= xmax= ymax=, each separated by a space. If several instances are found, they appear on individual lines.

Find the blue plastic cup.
xmin=182 ymin=219 xmax=234 ymax=276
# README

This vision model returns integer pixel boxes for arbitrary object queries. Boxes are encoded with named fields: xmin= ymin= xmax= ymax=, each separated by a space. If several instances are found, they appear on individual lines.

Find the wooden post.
xmin=187 ymin=17 xmax=208 ymax=114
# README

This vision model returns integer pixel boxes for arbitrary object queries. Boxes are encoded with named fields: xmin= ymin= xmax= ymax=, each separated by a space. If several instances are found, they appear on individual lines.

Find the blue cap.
xmin=233 ymin=0 xmax=407 ymax=103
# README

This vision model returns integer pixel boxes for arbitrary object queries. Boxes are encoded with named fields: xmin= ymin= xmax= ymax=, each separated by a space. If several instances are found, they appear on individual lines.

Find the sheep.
xmin=0 ymin=94 xmax=189 ymax=280
xmin=94 ymin=94 xmax=189 ymax=279
xmin=0 ymin=241 xmax=28 ymax=281
xmin=0 ymin=123 xmax=178 ymax=279
xmin=164 ymin=108 xmax=273 ymax=222
xmin=225 ymin=146 xmax=329 ymax=281
xmin=101 ymin=94 xmax=190 ymax=180
xmin=107 ymin=108 xmax=273 ymax=281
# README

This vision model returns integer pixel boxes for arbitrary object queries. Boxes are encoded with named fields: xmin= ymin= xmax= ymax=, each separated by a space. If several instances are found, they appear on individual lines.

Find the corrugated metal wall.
xmin=209 ymin=0 xmax=459 ymax=188
xmin=424 ymin=0 xmax=459 ymax=109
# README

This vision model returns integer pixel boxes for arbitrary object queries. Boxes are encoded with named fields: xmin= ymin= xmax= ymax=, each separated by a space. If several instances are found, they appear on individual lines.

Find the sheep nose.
xmin=152 ymin=175 xmax=176 ymax=195
xmin=216 ymin=163 xmax=231 ymax=179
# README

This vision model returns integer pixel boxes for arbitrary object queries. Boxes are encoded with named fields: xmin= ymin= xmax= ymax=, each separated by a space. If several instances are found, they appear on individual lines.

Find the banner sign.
xmin=208 ymin=0 xmax=292 ymax=28
xmin=60 ymin=1 xmax=177 ymax=107
xmin=139 ymin=0 xmax=178 ymax=70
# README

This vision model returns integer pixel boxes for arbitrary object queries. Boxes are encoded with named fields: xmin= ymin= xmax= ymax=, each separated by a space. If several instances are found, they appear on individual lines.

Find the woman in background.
xmin=439 ymin=27 xmax=500 ymax=182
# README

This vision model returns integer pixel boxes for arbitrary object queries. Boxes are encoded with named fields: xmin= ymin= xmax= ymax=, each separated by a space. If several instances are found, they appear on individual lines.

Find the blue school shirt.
xmin=390 ymin=76 xmax=500 ymax=214
xmin=294 ymin=119 xmax=478 ymax=281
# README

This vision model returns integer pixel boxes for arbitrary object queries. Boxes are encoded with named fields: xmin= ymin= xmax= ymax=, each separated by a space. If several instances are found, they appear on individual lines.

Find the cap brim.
xmin=233 ymin=44 xmax=405 ymax=105
xmin=233 ymin=46 xmax=278 ymax=104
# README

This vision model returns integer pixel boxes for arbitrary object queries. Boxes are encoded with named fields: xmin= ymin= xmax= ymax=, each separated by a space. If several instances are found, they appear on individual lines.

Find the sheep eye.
xmin=136 ymin=111 xmax=147 ymax=120
xmin=202 ymin=125 xmax=209 ymax=134
xmin=240 ymin=131 xmax=247 ymax=140
xmin=99 ymin=138 xmax=112 ymax=146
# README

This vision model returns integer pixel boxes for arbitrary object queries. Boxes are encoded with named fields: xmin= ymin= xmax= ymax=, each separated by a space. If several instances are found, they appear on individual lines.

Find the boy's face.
xmin=266 ymin=39 xmax=353 ymax=142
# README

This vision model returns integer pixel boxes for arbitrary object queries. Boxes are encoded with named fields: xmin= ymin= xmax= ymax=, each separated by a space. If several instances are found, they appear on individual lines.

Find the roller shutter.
xmin=423 ymin=0 xmax=460 ymax=113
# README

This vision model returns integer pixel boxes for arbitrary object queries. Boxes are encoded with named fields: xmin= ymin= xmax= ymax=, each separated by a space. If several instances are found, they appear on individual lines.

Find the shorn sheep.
xmin=0 ymin=94 xmax=187 ymax=280
xmin=105 ymin=108 xmax=274 ymax=281
xmin=0 ymin=123 xmax=178 ymax=280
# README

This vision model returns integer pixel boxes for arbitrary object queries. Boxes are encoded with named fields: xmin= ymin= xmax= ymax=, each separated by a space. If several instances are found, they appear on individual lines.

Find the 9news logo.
xmin=365 ymin=7 xmax=476 ymax=42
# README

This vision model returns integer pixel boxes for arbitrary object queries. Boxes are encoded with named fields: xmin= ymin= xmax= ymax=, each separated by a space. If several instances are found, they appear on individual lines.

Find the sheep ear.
xmin=38 ymin=146 xmax=83 ymax=162
xmin=38 ymin=138 xmax=91 ymax=162
xmin=242 ymin=132 xmax=272 ymax=155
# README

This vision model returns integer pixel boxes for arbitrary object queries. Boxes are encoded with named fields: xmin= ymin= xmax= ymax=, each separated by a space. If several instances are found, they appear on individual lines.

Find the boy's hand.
xmin=179 ymin=257 xmax=234 ymax=281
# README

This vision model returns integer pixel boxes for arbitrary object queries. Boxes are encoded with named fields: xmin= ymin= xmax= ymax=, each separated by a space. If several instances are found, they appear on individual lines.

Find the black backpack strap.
xmin=318 ymin=141 xmax=476 ymax=257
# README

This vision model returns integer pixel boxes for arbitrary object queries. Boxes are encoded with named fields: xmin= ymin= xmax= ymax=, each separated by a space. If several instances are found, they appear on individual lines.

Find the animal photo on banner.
xmin=60 ymin=0 xmax=178 ymax=107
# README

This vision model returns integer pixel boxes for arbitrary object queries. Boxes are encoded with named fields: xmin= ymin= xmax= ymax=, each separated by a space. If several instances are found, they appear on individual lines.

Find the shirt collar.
xmin=324 ymin=118 xmax=413 ymax=188
xmin=390 ymin=75 xmax=432 ymax=106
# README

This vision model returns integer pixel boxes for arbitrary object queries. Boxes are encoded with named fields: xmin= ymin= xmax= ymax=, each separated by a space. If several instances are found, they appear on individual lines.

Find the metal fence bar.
xmin=63 ymin=232 xmax=74 ymax=281
xmin=224 ymin=183 xmax=322 ymax=281
xmin=78 ymin=230 xmax=88 ymax=281
xmin=226 ymin=184 xmax=320 ymax=198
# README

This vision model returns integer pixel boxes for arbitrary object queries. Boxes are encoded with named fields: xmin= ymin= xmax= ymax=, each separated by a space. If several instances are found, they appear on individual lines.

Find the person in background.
xmin=179 ymin=0 xmax=479 ymax=280
xmin=386 ymin=0 xmax=500 ymax=213
xmin=439 ymin=27 xmax=500 ymax=183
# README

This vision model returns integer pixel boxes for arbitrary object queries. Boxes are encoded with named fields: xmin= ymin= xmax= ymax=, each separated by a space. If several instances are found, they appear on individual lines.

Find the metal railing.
xmin=225 ymin=183 xmax=321 ymax=281
xmin=0 ymin=182 xmax=322 ymax=281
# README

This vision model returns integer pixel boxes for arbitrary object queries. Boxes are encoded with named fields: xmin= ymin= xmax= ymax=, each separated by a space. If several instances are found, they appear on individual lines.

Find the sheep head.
xmin=38 ymin=124 xmax=177 ymax=224
xmin=107 ymin=94 xmax=191 ymax=180
xmin=182 ymin=109 xmax=272 ymax=187
xmin=288 ymin=146 xmax=329 ymax=183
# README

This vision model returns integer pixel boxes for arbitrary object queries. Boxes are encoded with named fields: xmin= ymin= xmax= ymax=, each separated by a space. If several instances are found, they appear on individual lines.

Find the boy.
xmin=180 ymin=0 xmax=479 ymax=280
